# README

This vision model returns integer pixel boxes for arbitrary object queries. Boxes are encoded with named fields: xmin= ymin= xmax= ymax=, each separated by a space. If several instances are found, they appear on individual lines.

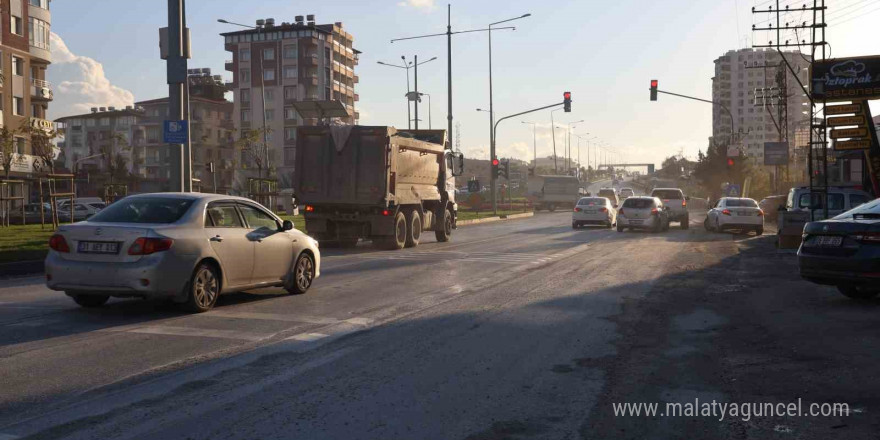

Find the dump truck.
xmin=526 ymin=175 xmax=580 ymax=211
xmin=294 ymin=126 xmax=464 ymax=250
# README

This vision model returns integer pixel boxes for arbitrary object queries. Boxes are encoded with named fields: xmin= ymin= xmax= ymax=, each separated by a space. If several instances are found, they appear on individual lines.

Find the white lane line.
xmin=117 ymin=325 xmax=271 ymax=342
xmin=205 ymin=311 xmax=339 ymax=325
xmin=345 ymin=317 xmax=374 ymax=326
xmin=284 ymin=332 xmax=328 ymax=342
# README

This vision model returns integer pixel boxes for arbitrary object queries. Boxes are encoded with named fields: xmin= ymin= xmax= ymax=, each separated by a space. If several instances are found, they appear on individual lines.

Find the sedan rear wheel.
xmin=184 ymin=262 xmax=220 ymax=313
xmin=838 ymin=285 xmax=880 ymax=300
xmin=71 ymin=293 xmax=109 ymax=308
xmin=285 ymin=253 xmax=315 ymax=295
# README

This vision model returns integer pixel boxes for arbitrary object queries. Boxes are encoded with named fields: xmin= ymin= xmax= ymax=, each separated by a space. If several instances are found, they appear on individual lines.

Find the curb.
xmin=0 ymin=259 xmax=44 ymax=278
xmin=458 ymin=212 xmax=534 ymax=226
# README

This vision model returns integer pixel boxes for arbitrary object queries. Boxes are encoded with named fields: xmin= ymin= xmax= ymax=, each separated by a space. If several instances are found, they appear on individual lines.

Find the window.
xmin=238 ymin=204 xmax=278 ymax=230
xmin=12 ymin=56 xmax=24 ymax=76
xmin=29 ymin=0 xmax=49 ymax=8
xmin=240 ymin=89 xmax=250 ymax=105
xmin=285 ymin=127 xmax=296 ymax=140
xmin=263 ymin=69 xmax=275 ymax=81
xmin=10 ymin=16 xmax=22 ymax=36
xmin=265 ymin=109 xmax=274 ymax=121
xmin=99 ymin=117 xmax=110 ymax=126
xmin=263 ymin=48 xmax=275 ymax=60
xmin=28 ymin=17 xmax=50 ymax=50
xmin=12 ymin=97 xmax=23 ymax=116
xmin=850 ymin=194 xmax=870 ymax=209
xmin=242 ymin=109 xmax=251 ymax=122
xmin=798 ymin=193 xmax=845 ymax=210
xmin=240 ymin=48 xmax=250 ymax=61
xmin=240 ymin=68 xmax=251 ymax=83
xmin=264 ymin=89 xmax=274 ymax=102
xmin=284 ymin=45 xmax=296 ymax=59
xmin=14 ymin=137 xmax=25 ymax=154
xmin=284 ymin=147 xmax=296 ymax=166
xmin=86 ymin=118 xmax=96 ymax=127
xmin=284 ymin=66 xmax=297 ymax=79
xmin=284 ymin=108 xmax=297 ymax=120
xmin=284 ymin=86 xmax=297 ymax=100
xmin=205 ymin=203 xmax=243 ymax=228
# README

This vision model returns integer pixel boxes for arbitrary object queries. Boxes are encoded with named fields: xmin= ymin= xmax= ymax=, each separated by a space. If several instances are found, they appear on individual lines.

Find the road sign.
xmin=830 ymin=127 xmax=869 ymax=139
xmin=824 ymin=104 xmax=863 ymax=116
xmin=811 ymin=55 xmax=880 ymax=102
xmin=163 ymin=120 xmax=188 ymax=143
xmin=834 ymin=139 xmax=872 ymax=151
xmin=826 ymin=115 xmax=866 ymax=127
xmin=763 ymin=142 xmax=789 ymax=165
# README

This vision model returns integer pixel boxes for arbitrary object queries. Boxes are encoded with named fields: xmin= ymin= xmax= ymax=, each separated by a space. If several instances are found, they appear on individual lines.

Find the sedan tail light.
xmin=722 ymin=209 xmax=732 ymax=216
xmin=600 ymin=207 xmax=608 ymax=213
xmin=651 ymin=207 xmax=659 ymax=215
xmin=49 ymin=234 xmax=70 ymax=253
xmin=574 ymin=207 xmax=582 ymax=212
xmin=757 ymin=209 xmax=765 ymax=217
xmin=853 ymin=232 xmax=880 ymax=243
xmin=618 ymin=208 xmax=624 ymax=217
xmin=305 ymin=205 xmax=315 ymax=213
xmin=682 ymin=200 xmax=687 ymax=207
xmin=128 ymin=237 xmax=174 ymax=255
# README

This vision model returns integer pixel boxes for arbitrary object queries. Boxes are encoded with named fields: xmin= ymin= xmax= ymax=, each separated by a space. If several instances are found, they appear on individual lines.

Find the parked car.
xmin=759 ymin=195 xmax=787 ymax=222
xmin=5 ymin=203 xmax=72 ymax=224
xmin=617 ymin=196 xmax=669 ymax=232
xmin=705 ymin=197 xmax=764 ymax=235
xmin=650 ymin=188 xmax=689 ymax=229
xmin=45 ymin=193 xmax=321 ymax=312
xmin=619 ymin=188 xmax=635 ymax=199
xmin=597 ymin=188 xmax=619 ymax=208
xmin=785 ymin=186 xmax=871 ymax=220
xmin=572 ymin=197 xmax=616 ymax=229
xmin=798 ymin=197 xmax=880 ymax=300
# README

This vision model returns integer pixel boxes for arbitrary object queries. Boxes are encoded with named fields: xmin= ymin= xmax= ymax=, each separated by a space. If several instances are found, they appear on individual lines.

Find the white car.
xmin=617 ymin=196 xmax=670 ymax=232
xmin=573 ymin=197 xmax=616 ymax=229
xmin=705 ymin=197 xmax=764 ymax=235
xmin=619 ymin=188 xmax=635 ymax=199
xmin=45 ymin=193 xmax=320 ymax=312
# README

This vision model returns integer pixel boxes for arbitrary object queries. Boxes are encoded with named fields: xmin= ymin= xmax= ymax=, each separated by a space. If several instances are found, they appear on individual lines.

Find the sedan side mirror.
xmin=282 ymin=220 xmax=294 ymax=231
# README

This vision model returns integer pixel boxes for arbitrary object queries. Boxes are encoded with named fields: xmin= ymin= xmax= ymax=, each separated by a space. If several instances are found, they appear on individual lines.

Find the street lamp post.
xmin=566 ymin=120 xmax=583 ymax=173
xmin=521 ymin=121 xmax=537 ymax=169
xmin=218 ymin=18 xmax=270 ymax=185
xmin=379 ymin=56 xmax=436 ymax=129
xmin=550 ymin=107 xmax=564 ymax=174
xmin=420 ymin=93 xmax=432 ymax=129
xmin=377 ymin=58 xmax=413 ymax=128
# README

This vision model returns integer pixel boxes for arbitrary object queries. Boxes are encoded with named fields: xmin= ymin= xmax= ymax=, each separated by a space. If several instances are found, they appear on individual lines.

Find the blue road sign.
xmin=163 ymin=120 xmax=188 ymax=144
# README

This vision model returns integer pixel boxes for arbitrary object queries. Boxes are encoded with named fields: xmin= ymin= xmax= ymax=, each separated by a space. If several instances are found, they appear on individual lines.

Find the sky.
xmin=47 ymin=0 xmax=880 ymax=169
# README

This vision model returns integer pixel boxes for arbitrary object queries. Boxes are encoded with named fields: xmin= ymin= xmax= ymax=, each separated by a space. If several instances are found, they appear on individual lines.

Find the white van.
xmin=785 ymin=186 xmax=872 ymax=219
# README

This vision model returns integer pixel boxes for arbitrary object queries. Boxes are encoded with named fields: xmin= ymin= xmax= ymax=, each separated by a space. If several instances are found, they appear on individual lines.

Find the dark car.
xmin=798 ymin=197 xmax=880 ymax=300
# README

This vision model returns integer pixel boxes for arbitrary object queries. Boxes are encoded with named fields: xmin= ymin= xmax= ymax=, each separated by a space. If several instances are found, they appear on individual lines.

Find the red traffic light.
xmin=650 ymin=80 xmax=658 ymax=88
xmin=492 ymin=158 xmax=500 ymax=166
xmin=563 ymin=92 xmax=571 ymax=100
xmin=727 ymin=158 xmax=735 ymax=166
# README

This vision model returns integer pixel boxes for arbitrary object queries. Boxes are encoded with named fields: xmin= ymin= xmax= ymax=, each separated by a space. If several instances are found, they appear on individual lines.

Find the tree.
xmin=103 ymin=133 xmax=132 ymax=185
xmin=21 ymin=119 xmax=59 ymax=174
xmin=234 ymin=126 xmax=273 ymax=179
xmin=0 ymin=126 xmax=18 ymax=180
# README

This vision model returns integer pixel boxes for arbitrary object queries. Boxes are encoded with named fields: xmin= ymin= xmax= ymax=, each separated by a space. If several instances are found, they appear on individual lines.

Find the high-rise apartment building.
xmin=711 ymin=48 xmax=810 ymax=165
xmin=221 ymin=15 xmax=359 ymax=188
xmin=0 ymin=0 xmax=53 ymax=183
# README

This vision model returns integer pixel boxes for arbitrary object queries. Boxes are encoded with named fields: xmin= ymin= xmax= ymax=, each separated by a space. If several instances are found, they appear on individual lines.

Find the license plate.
xmin=629 ymin=220 xmax=643 ymax=225
xmin=812 ymin=236 xmax=843 ymax=247
xmin=78 ymin=241 xmax=120 ymax=254
xmin=585 ymin=209 xmax=597 ymax=214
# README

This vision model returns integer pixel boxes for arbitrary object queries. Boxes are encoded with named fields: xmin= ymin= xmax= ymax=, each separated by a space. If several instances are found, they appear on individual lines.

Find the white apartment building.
xmin=711 ymin=48 xmax=810 ymax=163
xmin=222 ymin=15 xmax=359 ymax=189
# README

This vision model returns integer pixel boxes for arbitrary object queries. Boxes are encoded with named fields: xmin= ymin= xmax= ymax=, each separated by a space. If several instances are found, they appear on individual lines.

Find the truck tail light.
xmin=382 ymin=209 xmax=391 ymax=216
xmin=305 ymin=205 xmax=315 ymax=213
xmin=49 ymin=234 xmax=70 ymax=253
xmin=722 ymin=209 xmax=732 ymax=216
xmin=128 ymin=238 xmax=173 ymax=255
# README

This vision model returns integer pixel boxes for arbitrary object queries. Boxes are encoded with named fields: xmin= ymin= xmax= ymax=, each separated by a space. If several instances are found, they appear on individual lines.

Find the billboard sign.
xmin=826 ymin=115 xmax=866 ymax=127
xmin=830 ymin=127 xmax=868 ymax=139
xmin=811 ymin=56 xmax=880 ymax=102
xmin=163 ymin=120 xmax=188 ymax=144
xmin=763 ymin=142 xmax=789 ymax=165
xmin=834 ymin=139 xmax=872 ymax=151
xmin=824 ymin=103 xmax=862 ymax=115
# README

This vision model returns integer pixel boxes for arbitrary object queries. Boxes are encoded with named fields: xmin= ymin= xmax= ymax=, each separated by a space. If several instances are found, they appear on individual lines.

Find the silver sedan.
xmin=45 ymin=193 xmax=320 ymax=312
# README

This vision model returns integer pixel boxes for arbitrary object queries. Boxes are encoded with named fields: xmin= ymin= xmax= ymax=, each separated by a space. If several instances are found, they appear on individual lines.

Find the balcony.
xmin=354 ymin=93 xmax=359 ymax=102
xmin=353 ymin=74 xmax=359 ymax=84
xmin=225 ymin=60 xmax=235 ymax=71
xmin=31 ymin=79 xmax=53 ymax=101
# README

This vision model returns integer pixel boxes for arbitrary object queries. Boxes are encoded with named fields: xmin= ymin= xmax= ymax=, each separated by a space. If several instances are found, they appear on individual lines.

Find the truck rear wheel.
xmin=386 ymin=211 xmax=407 ymax=250
xmin=435 ymin=209 xmax=452 ymax=242
xmin=406 ymin=210 xmax=421 ymax=248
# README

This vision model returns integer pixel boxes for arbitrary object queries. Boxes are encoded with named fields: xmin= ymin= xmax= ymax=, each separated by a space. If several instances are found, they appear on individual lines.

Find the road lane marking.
xmin=114 ymin=325 xmax=271 ymax=342
xmin=284 ymin=332 xmax=328 ymax=342
xmin=205 ymin=310 xmax=339 ymax=324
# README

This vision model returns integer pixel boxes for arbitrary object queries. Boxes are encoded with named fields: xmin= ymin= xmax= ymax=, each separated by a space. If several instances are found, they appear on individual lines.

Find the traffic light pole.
xmin=653 ymin=89 xmax=735 ymax=145
xmin=491 ymin=100 xmax=566 ymax=214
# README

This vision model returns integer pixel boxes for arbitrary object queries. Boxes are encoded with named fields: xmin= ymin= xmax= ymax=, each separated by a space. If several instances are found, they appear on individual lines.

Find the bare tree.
xmin=22 ymin=118 xmax=59 ymax=174
xmin=0 ymin=126 xmax=18 ymax=180
xmin=103 ymin=133 xmax=132 ymax=185
xmin=234 ymin=126 xmax=273 ymax=179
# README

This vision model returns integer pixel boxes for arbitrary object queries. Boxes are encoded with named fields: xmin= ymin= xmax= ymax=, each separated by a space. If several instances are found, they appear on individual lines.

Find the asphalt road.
xmin=1 ymin=203 xmax=878 ymax=439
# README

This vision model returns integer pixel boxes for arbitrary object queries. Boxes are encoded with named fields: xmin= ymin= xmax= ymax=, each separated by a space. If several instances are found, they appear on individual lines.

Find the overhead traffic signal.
xmin=650 ymin=79 xmax=658 ymax=101
xmin=563 ymin=91 xmax=572 ymax=112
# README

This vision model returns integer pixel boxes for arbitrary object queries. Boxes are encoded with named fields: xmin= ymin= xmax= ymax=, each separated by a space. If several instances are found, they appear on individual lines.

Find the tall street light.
xmin=405 ymin=55 xmax=437 ymax=129
xmin=488 ymin=14 xmax=530 ymax=158
xmin=218 ymin=18 xmax=270 ymax=184
xmin=565 ymin=119 xmax=584 ymax=173
xmin=377 ymin=58 xmax=413 ymax=128
xmin=521 ymin=121 xmax=537 ymax=169
xmin=419 ymin=93 xmax=433 ymax=129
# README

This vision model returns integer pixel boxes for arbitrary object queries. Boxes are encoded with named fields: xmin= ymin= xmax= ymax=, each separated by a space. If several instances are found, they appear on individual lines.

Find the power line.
xmin=831 ymin=3 xmax=880 ymax=26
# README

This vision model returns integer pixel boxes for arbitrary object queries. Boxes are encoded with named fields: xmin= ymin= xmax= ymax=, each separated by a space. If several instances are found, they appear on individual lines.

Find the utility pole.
xmin=166 ymin=0 xmax=191 ymax=192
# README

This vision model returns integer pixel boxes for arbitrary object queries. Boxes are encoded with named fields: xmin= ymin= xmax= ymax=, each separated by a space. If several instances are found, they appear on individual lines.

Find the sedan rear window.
xmin=623 ymin=198 xmax=654 ymax=209
xmin=88 ymin=197 xmax=195 ymax=224
xmin=652 ymin=190 xmax=682 ymax=199
xmin=725 ymin=199 xmax=758 ymax=207
xmin=577 ymin=198 xmax=606 ymax=206
xmin=833 ymin=198 xmax=880 ymax=219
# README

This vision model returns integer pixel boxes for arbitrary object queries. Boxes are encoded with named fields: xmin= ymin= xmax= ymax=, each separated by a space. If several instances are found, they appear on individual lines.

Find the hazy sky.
xmin=47 ymin=0 xmax=880 ymax=168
